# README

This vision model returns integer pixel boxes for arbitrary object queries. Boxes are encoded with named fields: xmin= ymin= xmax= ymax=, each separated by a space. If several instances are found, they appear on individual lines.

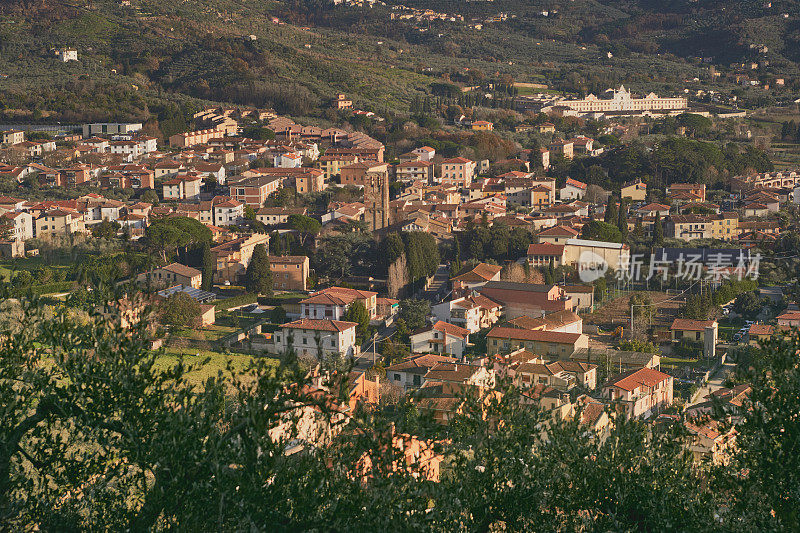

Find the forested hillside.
xmin=0 ymin=0 xmax=798 ymax=125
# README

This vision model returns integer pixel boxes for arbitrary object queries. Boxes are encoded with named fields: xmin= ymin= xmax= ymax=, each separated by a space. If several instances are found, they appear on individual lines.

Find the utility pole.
xmin=372 ymin=332 xmax=377 ymax=366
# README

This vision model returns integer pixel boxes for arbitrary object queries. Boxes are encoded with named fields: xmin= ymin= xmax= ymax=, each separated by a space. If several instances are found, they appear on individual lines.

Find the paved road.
xmin=421 ymin=264 xmax=450 ymax=303
xmin=686 ymin=360 xmax=737 ymax=407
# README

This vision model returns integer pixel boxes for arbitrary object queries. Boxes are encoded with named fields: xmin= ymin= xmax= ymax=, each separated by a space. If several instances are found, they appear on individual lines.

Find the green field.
xmin=661 ymin=356 xmax=701 ymax=368
xmin=154 ymin=347 xmax=279 ymax=387
xmin=170 ymin=323 xmax=240 ymax=341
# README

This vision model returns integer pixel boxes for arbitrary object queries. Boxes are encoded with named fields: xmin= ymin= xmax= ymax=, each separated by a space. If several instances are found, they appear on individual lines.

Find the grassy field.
xmin=269 ymin=292 xmax=308 ymax=300
xmin=215 ymin=294 xmax=259 ymax=311
xmin=661 ymin=356 xmax=701 ymax=368
xmin=170 ymin=323 xmax=240 ymax=341
xmin=0 ymin=258 xmax=72 ymax=278
xmin=515 ymin=86 xmax=562 ymax=96
xmin=154 ymin=347 xmax=279 ymax=387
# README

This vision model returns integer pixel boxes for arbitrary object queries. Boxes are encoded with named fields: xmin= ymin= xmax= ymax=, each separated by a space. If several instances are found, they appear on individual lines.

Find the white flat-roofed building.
xmin=82 ymin=123 xmax=143 ymax=138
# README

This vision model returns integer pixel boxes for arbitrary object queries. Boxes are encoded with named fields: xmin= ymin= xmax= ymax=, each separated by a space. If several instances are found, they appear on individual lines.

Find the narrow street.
xmin=420 ymin=264 xmax=450 ymax=303
xmin=686 ymin=360 xmax=737 ymax=407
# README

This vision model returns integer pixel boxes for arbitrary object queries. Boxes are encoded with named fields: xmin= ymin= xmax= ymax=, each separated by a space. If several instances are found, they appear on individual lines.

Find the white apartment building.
xmin=272 ymin=319 xmax=358 ymax=358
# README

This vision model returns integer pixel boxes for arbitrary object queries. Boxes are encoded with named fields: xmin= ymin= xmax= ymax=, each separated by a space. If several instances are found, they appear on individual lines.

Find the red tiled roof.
xmin=537 ymin=225 xmax=579 ymax=237
xmin=424 ymin=362 xmax=482 ymax=382
xmin=282 ymin=319 xmax=358 ymax=332
xmin=508 ymin=309 xmax=581 ymax=331
xmin=432 ymin=320 xmax=470 ymax=338
xmin=638 ymin=203 xmax=671 ymax=212
xmin=526 ymin=243 xmax=565 ymax=256
xmin=565 ymin=178 xmax=587 ymax=189
xmin=452 ymin=262 xmax=502 ymax=283
xmin=386 ymin=353 xmax=457 ymax=373
xmin=301 ymin=286 xmax=377 ymax=306
xmin=606 ymin=367 xmax=671 ymax=391
xmin=162 ymin=263 xmax=202 ymax=278
xmin=748 ymin=324 xmax=773 ymax=335
xmin=487 ymin=327 xmax=582 ymax=344
xmin=467 ymin=294 xmax=503 ymax=310
xmin=670 ymin=318 xmax=716 ymax=331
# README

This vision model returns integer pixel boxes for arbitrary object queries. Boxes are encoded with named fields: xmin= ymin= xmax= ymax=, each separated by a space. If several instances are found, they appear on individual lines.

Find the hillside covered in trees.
xmin=2 ymin=0 xmax=799 ymax=129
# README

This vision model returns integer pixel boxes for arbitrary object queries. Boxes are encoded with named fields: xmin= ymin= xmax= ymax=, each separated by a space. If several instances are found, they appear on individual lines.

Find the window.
xmin=413 ymin=374 xmax=421 ymax=386
xmin=394 ymin=373 xmax=401 ymax=381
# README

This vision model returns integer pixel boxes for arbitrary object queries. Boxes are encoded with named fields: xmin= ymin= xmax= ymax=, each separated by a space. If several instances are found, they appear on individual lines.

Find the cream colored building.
xmin=2 ymin=130 xmax=24 ymax=145
xmin=210 ymin=233 xmax=270 ymax=284
xmin=708 ymin=212 xmax=739 ymax=240
xmin=438 ymin=157 xmax=477 ymax=186
xmin=272 ymin=319 xmax=358 ymax=358
xmin=621 ymin=179 xmax=647 ymax=201
xmin=603 ymin=368 xmax=674 ymax=420
xmin=556 ymin=86 xmax=687 ymax=116
xmin=562 ymin=238 xmax=630 ymax=272
xmin=35 ymin=209 xmax=85 ymax=239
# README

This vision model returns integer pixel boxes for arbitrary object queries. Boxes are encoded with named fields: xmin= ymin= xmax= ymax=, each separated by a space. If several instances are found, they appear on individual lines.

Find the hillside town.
xmin=1 ymin=90 xmax=798 ymax=456
xmin=7 ymin=0 xmax=800 ymax=524
xmin=2 ymin=83 xmax=800 ymax=528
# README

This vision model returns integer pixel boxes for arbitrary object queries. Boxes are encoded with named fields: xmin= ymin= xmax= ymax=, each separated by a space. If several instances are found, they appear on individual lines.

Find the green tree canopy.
xmin=145 ymin=217 xmax=212 ymax=262
xmin=399 ymin=299 xmax=430 ymax=331
xmin=91 ymin=220 xmax=120 ymax=239
xmin=159 ymin=291 xmax=202 ymax=328
xmin=343 ymin=300 xmax=371 ymax=344
xmin=652 ymin=212 xmax=664 ymax=246
xmin=245 ymin=243 xmax=273 ymax=296
xmin=242 ymin=126 xmax=275 ymax=140
xmin=402 ymin=231 xmax=440 ymax=286
xmin=3 ymin=300 xmax=800 ymax=530
xmin=581 ymin=220 xmax=623 ymax=243
xmin=287 ymin=214 xmax=321 ymax=247
xmin=141 ymin=189 xmax=159 ymax=205
xmin=676 ymin=113 xmax=712 ymax=136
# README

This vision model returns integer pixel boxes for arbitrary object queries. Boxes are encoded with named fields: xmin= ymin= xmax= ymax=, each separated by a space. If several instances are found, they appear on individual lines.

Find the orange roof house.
xmin=451 ymin=262 xmax=502 ymax=291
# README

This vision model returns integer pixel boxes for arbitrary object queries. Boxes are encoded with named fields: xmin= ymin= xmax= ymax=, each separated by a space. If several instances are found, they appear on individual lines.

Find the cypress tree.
xmin=201 ymin=241 xmax=214 ymax=292
xmin=617 ymin=199 xmax=629 ymax=241
xmin=781 ymin=121 xmax=792 ymax=140
xmin=605 ymin=198 xmax=618 ymax=224
xmin=653 ymin=213 xmax=664 ymax=247
xmin=452 ymin=235 xmax=462 ymax=274
xmin=245 ymin=244 xmax=273 ymax=296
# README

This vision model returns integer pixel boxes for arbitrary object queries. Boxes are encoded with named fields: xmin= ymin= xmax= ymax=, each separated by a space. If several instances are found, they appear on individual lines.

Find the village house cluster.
xmin=0 ymin=84 xmax=793 ymax=469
